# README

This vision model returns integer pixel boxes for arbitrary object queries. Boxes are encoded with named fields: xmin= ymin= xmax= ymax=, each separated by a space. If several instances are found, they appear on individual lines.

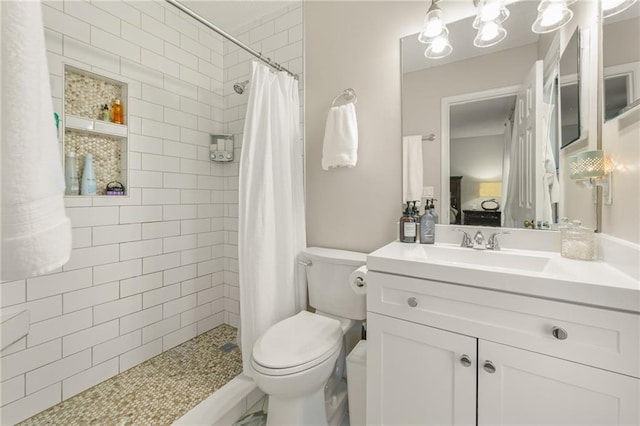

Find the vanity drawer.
xmin=367 ymin=271 xmax=640 ymax=377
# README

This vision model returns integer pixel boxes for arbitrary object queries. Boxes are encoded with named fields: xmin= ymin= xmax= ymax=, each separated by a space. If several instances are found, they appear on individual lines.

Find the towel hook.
xmin=331 ymin=88 xmax=358 ymax=107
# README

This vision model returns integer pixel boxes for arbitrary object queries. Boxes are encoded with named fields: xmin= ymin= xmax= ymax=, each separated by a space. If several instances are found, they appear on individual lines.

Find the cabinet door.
xmin=367 ymin=312 xmax=476 ymax=426
xmin=478 ymin=340 xmax=640 ymax=426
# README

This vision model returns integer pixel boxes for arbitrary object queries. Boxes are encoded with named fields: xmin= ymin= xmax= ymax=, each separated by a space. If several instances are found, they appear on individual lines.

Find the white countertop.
xmin=367 ymin=241 xmax=640 ymax=313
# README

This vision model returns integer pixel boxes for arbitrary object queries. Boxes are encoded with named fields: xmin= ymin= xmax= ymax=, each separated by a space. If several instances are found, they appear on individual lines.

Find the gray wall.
xmin=305 ymin=1 xmax=424 ymax=254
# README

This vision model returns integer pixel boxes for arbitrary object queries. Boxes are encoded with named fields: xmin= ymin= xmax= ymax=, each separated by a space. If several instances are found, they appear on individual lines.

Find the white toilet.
xmin=250 ymin=247 xmax=366 ymax=426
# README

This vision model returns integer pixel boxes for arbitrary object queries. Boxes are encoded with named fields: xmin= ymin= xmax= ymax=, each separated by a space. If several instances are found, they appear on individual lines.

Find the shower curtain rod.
xmin=164 ymin=0 xmax=298 ymax=80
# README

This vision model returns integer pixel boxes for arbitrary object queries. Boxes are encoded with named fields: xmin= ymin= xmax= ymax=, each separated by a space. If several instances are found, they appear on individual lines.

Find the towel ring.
xmin=331 ymin=88 xmax=358 ymax=107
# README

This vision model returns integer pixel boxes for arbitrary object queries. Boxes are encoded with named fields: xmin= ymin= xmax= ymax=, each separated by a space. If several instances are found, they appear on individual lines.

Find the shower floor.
xmin=19 ymin=324 xmax=242 ymax=426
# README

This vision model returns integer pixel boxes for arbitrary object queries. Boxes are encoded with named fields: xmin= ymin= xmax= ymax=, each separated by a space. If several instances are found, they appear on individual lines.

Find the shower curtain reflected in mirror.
xmin=238 ymin=62 xmax=307 ymax=373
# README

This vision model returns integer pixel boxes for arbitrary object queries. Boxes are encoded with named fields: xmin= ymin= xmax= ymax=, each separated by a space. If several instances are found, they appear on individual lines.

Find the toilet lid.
xmin=252 ymin=311 xmax=342 ymax=370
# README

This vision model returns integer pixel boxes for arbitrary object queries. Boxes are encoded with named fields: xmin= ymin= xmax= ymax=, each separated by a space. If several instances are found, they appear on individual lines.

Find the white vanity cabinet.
xmin=367 ymin=312 xmax=476 ymax=426
xmin=366 ymin=271 xmax=640 ymax=426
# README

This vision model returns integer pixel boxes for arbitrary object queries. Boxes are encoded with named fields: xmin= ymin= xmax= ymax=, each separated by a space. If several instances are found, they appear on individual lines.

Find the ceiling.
xmin=180 ymin=0 xmax=297 ymax=33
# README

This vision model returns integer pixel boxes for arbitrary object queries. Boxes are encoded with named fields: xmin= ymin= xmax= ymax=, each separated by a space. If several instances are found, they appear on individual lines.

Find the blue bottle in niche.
xmin=81 ymin=153 xmax=97 ymax=195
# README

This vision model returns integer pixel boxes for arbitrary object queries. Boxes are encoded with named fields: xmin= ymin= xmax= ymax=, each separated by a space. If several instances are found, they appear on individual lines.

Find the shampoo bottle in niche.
xmin=81 ymin=154 xmax=97 ymax=195
xmin=399 ymin=202 xmax=417 ymax=243
xmin=111 ymin=99 xmax=123 ymax=124
xmin=64 ymin=152 xmax=79 ymax=195
xmin=420 ymin=199 xmax=437 ymax=244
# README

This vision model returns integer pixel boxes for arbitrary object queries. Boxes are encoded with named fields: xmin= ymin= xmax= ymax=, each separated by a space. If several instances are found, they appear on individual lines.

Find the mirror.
xmin=401 ymin=1 xmax=582 ymax=229
xmin=559 ymin=30 xmax=580 ymax=147
xmin=603 ymin=2 xmax=640 ymax=120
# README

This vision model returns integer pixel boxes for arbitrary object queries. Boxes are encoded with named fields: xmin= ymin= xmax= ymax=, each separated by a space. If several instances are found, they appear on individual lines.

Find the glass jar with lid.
xmin=560 ymin=220 xmax=595 ymax=260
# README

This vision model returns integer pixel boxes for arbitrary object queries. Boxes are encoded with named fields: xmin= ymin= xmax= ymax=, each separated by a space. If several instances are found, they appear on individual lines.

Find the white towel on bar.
xmin=1 ymin=1 xmax=71 ymax=280
xmin=402 ymin=135 xmax=424 ymax=203
xmin=322 ymin=103 xmax=358 ymax=170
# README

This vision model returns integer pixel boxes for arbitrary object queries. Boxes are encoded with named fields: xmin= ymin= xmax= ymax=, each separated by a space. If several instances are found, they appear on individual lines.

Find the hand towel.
xmin=402 ymin=135 xmax=424 ymax=203
xmin=1 ymin=1 xmax=71 ymax=280
xmin=322 ymin=103 xmax=358 ymax=170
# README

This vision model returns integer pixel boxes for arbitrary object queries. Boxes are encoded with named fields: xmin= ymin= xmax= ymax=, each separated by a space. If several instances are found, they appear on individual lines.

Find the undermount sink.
xmin=408 ymin=244 xmax=551 ymax=272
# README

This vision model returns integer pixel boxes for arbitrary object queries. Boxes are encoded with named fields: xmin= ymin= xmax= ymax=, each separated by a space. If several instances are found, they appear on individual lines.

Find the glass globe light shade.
xmin=424 ymin=35 xmax=453 ymax=59
xmin=474 ymin=21 xmax=507 ymax=47
xmin=602 ymin=0 xmax=637 ymax=17
xmin=532 ymin=0 xmax=574 ymax=34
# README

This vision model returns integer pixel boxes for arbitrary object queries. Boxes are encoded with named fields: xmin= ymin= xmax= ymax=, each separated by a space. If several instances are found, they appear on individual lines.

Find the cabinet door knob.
xmin=460 ymin=354 xmax=472 ymax=367
xmin=483 ymin=361 xmax=496 ymax=374
xmin=551 ymin=326 xmax=568 ymax=340
xmin=407 ymin=297 xmax=418 ymax=308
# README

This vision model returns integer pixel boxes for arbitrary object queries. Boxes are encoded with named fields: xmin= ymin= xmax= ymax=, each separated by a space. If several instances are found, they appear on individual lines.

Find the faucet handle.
xmin=472 ymin=230 xmax=487 ymax=250
xmin=488 ymin=230 xmax=510 ymax=251
xmin=453 ymin=228 xmax=473 ymax=248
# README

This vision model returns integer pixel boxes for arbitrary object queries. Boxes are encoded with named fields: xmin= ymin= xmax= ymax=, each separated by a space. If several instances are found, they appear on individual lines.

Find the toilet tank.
xmin=302 ymin=247 xmax=367 ymax=320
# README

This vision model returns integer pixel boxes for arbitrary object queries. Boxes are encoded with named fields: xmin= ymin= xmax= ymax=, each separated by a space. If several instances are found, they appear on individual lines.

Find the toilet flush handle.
xmin=298 ymin=258 xmax=312 ymax=266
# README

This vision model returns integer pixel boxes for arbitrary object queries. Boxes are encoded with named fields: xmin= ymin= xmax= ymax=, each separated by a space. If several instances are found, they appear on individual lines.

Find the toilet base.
xmin=266 ymin=386 xmax=328 ymax=426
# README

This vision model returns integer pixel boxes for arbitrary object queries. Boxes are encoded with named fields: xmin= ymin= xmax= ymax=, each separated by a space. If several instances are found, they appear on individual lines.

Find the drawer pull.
xmin=483 ymin=361 xmax=496 ymax=374
xmin=407 ymin=297 xmax=418 ymax=308
xmin=551 ymin=327 xmax=568 ymax=340
xmin=460 ymin=354 xmax=472 ymax=367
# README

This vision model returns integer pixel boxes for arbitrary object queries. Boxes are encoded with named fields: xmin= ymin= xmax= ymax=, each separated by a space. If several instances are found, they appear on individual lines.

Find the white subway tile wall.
xmin=0 ymin=1 xmax=303 ymax=423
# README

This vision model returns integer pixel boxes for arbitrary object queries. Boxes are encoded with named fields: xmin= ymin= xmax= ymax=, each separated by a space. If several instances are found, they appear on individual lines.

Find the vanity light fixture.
xmin=569 ymin=150 xmax=613 ymax=204
xmin=473 ymin=0 xmax=510 ymax=28
xmin=418 ymin=0 xmax=448 ymax=43
xmin=532 ymin=0 xmax=576 ymax=34
xmin=420 ymin=0 xmax=576 ymax=60
xmin=602 ymin=0 xmax=637 ymax=17
xmin=419 ymin=0 xmax=453 ymax=59
xmin=472 ymin=0 xmax=510 ymax=47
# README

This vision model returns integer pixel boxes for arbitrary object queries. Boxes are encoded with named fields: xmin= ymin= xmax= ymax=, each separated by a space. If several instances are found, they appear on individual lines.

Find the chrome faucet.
xmin=454 ymin=229 xmax=510 ymax=251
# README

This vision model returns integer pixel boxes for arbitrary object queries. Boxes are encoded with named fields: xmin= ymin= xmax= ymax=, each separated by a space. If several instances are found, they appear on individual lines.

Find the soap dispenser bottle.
xmin=420 ymin=199 xmax=436 ymax=244
xmin=399 ymin=202 xmax=417 ymax=243
xmin=413 ymin=200 xmax=421 ymax=242
xmin=429 ymin=199 xmax=439 ymax=224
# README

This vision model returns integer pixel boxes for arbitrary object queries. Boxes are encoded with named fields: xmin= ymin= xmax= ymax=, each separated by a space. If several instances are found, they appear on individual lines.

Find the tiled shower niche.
xmin=63 ymin=65 xmax=128 ymax=196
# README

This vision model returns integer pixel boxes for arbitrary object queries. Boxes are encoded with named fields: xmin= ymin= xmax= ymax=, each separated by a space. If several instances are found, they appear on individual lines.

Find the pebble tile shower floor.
xmin=19 ymin=325 xmax=242 ymax=426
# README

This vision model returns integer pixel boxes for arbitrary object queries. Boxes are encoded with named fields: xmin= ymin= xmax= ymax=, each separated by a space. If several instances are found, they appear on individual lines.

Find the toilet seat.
xmin=252 ymin=311 xmax=343 ymax=376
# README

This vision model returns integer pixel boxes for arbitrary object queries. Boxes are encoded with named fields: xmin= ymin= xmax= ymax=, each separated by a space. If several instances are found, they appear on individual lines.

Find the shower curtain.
xmin=238 ymin=62 xmax=306 ymax=374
